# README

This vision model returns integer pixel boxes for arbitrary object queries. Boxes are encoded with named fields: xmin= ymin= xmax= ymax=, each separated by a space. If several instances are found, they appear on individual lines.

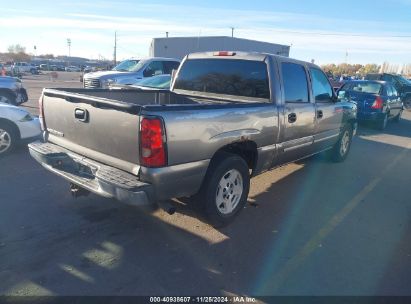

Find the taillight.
xmin=371 ymin=96 xmax=384 ymax=109
xmin=38 ymin=93 xmax=46 ymax=130
xmin=213 ymin=51 xmax=236 ymax=56
xmin=140 ymin=117 xmax=167 ymax=168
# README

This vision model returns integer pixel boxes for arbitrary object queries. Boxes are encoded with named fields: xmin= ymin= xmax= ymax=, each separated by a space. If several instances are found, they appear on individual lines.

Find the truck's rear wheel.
xmin=329 ymin=124 xmax=353 ymax=162
xmin=196 ymin=152 xmax=250 ymax=227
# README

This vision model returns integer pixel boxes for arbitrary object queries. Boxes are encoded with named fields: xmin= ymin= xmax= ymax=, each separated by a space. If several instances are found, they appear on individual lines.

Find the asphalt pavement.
xmin=0 ymin=75 xmax=410 ymax=296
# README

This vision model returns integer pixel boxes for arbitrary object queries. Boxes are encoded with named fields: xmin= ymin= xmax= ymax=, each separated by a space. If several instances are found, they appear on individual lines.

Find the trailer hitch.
xmin=70 ymin=183 xmax=90 ymax=198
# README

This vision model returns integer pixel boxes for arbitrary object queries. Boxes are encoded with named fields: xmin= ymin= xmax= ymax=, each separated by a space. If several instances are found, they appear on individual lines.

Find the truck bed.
xmin=45 ymin=88 xmax=245 ymax=110
xmin=40 ymin=88 xmax=270 ymax=176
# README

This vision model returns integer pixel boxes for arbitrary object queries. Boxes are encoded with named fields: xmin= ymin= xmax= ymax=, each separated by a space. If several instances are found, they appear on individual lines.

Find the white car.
xmin=0 ymin=103 xmax=41 ymax=156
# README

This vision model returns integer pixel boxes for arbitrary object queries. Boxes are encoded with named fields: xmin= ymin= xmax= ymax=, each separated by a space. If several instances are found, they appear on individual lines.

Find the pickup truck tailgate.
xmin=42 ymin=90 xmax=141 ymax=174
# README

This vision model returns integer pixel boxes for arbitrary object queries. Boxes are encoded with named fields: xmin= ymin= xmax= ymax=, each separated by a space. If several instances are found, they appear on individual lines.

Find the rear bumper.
xmin=357 ymin=112 xmax=386 ymax=122
xmin=28 ymin=141 xmax=154 ymax=206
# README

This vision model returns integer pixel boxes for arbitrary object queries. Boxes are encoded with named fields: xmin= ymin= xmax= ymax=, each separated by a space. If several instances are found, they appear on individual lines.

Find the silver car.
xmin=83 ymin=57 xmax=180 ymax=88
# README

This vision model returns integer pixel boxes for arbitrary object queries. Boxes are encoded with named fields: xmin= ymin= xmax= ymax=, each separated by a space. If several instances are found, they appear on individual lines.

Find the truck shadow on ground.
xmin=0 ymin=120 xmax=410 ymax=296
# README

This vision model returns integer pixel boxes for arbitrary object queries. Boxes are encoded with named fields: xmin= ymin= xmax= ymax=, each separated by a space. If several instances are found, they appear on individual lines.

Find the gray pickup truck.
xmin=29 ymin=51 xmax=357 ymax=226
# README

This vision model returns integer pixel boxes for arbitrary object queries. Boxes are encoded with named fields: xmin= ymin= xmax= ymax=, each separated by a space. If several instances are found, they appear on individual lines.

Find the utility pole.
xmin=113 ymin=31 xmax=117 ymax=65
xmin=231 ymin=27 xmax=234 ymax=38
xmin=67 ymin=38 xmax=71 ymax=66
xmin=67 ymin=38 xmax=71 ymax=57
xmin=166 ymin=31 xmax=169 ymax=38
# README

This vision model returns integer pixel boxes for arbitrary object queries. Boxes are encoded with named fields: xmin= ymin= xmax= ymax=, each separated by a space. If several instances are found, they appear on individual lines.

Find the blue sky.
xmin=1 ymin=0 xmax=411 ymax=65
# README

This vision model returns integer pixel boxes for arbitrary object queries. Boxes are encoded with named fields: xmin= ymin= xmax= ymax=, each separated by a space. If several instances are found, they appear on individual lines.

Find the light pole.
xmin=67 ymin=38 xmax=71 ymax=57
xmin=231 ymin=27 xmax=234 ymax=38
xmin=67 ymin=38 xmax=71 ymax=67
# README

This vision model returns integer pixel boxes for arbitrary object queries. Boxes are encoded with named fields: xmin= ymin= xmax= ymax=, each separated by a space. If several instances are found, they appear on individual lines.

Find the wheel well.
xmin=213 ymin=141 xmax=258 ymax=173
xmin=0 ymin=118 xmax=21 ymax=140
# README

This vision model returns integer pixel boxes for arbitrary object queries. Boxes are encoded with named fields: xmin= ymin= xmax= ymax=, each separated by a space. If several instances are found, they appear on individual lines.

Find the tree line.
xmin=1 ymin=44 xmax=55 ymax=62
xmin=321 ymin=63 xmax=380 ymax=78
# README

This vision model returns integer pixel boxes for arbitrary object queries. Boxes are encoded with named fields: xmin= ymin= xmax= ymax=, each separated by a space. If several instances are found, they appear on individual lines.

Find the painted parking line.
xmin=265 ymin=142 xmax=411 ymax=292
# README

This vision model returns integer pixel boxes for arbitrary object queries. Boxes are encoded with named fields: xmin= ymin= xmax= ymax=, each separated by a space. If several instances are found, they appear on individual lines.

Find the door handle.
xmin=317 ymin=110 xmax=324 ymax=119
xmin=288 ymin=113 xmax=297 ymax=123
xmin=74 ymin=108 xmax=89 ymax=122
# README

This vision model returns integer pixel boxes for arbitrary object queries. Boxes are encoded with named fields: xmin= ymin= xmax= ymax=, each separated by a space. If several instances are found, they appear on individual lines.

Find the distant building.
xmin=149 ymin=36 xmax=290 ymax=60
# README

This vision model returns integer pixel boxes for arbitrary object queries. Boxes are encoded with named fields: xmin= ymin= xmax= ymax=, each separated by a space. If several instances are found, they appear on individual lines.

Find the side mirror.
xmin=337 ymin=90 xmax=350 ymax=102
xmin=316 ymin=93 xmax=333 ymax=102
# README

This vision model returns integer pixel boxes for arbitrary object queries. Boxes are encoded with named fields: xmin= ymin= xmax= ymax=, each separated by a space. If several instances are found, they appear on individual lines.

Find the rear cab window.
xmin=173 ymin=59 xmax=270 ymax=101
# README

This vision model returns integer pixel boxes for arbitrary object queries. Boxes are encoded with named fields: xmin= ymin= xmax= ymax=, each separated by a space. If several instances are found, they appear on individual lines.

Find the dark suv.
xmin=365 ymin=73 xmax=411 ymax=109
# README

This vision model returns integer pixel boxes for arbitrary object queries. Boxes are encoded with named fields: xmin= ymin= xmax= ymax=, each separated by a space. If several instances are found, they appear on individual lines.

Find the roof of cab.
xmin=185 ymin=51 xmax=320 ymax=68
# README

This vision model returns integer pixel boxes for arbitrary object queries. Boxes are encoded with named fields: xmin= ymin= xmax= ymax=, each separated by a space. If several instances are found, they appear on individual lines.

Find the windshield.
xmin=174 ymin=59 xmax=270 ymax=100
xmin=113 ymin=59 xmax=144 ymax=72
xmin=137 ymin=74 xmax=171 ymax=89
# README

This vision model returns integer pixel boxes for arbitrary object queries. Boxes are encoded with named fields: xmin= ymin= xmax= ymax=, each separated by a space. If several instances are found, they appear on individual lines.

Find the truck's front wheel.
xmin=196 ymin=152 xmax=250 ymax=227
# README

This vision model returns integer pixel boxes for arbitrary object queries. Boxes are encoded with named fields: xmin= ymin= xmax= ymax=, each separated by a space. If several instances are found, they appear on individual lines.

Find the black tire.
xmin=195 ymin=152 xmax=250 ymax=227
xmin=0 ymin=91 xmax=17 ymax=105
xmin=329 ymin=124 xmax=353 ymax=163
xmin=377 ymin=113 xmax=388 ymax=130
xmin=0 ymin=122 xmax=17 ymax=157
xmin=393 ymin=110 xmax=402 ymax=123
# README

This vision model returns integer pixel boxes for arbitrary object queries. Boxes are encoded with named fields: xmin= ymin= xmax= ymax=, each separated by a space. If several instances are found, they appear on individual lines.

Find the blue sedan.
xmin=339 ymin=80 xmax=403 ymax=130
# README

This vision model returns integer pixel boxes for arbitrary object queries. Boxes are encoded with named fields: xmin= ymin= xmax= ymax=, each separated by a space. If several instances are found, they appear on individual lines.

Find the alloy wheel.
xmin=0 ymin=128 xmax=12 ymax=154
xmin=215 ymin=169 xmax=243 ymax=215
xmin=340 ymin=130 xmax=350 ymax=156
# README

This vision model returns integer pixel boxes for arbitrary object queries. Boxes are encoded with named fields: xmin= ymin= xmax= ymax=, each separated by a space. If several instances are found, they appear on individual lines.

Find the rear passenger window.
xmin=310 ymin=68 xmax=333 ymax=102
xmin=282 ymin=63 xmax=309 ymax=103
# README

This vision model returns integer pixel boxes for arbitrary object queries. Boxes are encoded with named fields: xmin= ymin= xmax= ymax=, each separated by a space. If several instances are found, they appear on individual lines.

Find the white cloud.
xmin=1 ymin=4 xmax=411 ymax=64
